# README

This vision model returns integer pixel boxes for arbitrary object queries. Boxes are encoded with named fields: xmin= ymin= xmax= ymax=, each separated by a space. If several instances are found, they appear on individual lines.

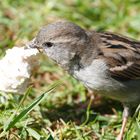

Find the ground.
xmin=0 ymin=0 xmax=140 ymax=139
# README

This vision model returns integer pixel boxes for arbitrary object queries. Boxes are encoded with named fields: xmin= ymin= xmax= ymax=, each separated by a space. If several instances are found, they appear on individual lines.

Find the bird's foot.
xmin=116 ymin=105 xmax=130 ymax=140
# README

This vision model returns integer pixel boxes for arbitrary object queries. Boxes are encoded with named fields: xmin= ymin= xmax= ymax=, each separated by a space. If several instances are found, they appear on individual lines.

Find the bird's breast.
xmin=73 ymin=59 xmax=119 ymax=90
xmin=72 ymin=59 xmax=140 ymax=103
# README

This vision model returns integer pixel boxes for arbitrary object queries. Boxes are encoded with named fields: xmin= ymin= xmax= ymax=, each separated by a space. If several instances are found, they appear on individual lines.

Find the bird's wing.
xmin=98 ymin=32 xmax=140 ymax=81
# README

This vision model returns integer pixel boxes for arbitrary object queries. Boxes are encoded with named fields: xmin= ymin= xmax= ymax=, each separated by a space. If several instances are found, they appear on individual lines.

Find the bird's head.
xmin=30 ymin=21 xmax=89 ymax=70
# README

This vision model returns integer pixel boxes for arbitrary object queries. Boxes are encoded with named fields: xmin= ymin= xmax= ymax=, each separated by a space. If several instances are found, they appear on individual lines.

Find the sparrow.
xmin=29 ymin=20 xmax=140 ymax=140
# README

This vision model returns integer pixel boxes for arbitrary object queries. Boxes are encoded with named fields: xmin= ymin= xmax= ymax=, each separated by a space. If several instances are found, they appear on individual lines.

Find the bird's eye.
xmin=43 ymin=42 xmax=53 ymax=48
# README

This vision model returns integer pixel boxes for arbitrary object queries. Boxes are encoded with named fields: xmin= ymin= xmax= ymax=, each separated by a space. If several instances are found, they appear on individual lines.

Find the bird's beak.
xmin=26 ymin=38 xmax=43 ymax=53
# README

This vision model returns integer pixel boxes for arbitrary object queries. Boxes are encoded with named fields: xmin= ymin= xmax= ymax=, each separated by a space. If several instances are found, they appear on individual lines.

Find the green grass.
xmin=0 ymin=0 xmax=140 ymax=139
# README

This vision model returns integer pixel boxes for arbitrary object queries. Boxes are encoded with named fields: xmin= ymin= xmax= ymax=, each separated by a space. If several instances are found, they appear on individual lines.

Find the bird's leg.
xmin=117 ymin=105 xmax=130 ymax=140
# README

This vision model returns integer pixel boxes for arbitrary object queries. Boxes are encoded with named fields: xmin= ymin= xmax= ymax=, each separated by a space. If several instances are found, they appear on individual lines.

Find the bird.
xmin=29 ymin=20 xmax=140 ymax=140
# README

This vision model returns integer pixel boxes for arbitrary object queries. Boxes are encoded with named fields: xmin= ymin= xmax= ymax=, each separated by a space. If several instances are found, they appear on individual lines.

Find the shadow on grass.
xmin=40 ymin=98 xmax=123 ymax=125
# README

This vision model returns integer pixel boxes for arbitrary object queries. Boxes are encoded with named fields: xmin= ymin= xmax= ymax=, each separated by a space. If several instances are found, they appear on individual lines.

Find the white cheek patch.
xmin=45 ymin=47 xmax=71 ymax=65
xmin=45 ymin=48 xmax=54 ymax=58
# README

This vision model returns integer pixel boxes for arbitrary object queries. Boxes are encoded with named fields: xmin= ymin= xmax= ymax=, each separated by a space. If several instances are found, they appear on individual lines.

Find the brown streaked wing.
xmin=98 ymin=32 xmax=140 ymax=81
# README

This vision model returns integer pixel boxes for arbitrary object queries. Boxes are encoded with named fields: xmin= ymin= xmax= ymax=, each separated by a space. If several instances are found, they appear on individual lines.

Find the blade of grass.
xmin=81 ymin=94 xmax=94 ymax=126
xmin=26 ymin=128 xmax=42 ymax=140
xmin=125 ymin=104 xmax=140 ymax=139
xmin=127 ymin=104 xmax=140 ymax=130
xmin=136 ymin=117 xmax=140 ymax=140
xmin=4 ymin=81 xmax=62 ymax=131
xmin=18 ymin=86 xmax=33 ymax=109
xmin=47 ymin=134 xmax=54 ymax=140
xmin=2 ymin=86 xmax=32 ymax=135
